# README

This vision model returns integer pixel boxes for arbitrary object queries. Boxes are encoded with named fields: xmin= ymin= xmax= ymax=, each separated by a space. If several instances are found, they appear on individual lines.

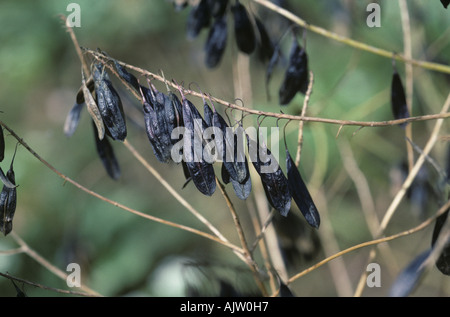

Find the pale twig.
xmin=288 ymin=199 xmax=450 ymax=285
xmin=338 ymin=140 xmax=398 ymax=274
xmin=252 ymin=0 xmax=450 ymax=74
xmin=353 ymin=92 xmax=450 ymax=296
xmin=216 ymin=179 xmax=268 ymax=296
xmin=295 ymin=71 xmax=314 ymax=167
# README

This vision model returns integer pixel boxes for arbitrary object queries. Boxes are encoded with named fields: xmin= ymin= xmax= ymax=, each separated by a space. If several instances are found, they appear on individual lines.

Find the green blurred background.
xmin=0 ymin=0 xmax=448 ymax=297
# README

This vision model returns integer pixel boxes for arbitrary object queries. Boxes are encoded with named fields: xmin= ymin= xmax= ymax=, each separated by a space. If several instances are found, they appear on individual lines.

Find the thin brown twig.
xmin=295 ymin=71 xmax=314 ymax=167
xmin=216 ymin=178 xmax=268 ymax=296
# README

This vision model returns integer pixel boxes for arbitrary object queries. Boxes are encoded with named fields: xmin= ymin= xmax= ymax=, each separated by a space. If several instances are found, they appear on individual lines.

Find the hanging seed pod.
xmin=82 ymin=68 xmax=105 ymax=140
xmin=205 ymin=16 xmax=228 ymax=69
xmin=285 ymin=146 xmax=320 ymax=228
xmin=207 ymin=0 xmax=228 ymax=18
xmin=93 ymin=122 xmax=120 ymax=180
xmin=279 ymin=35 xmax=309 ymax=105
xmin=92 ymin=62 xmax=127 ymax=141
xmin=0 ymin=146 xmax=18 ymax=236
xmin=113 ymin=60 xmax=139 ymax=92
xmin=187 ymin=0 xmax=211 ymax=40
xmin=391 ymin=68 xmax=410 ymax=127
xmin=64 ymin=103 xmax=84 ymax=137
xmin=0 ymin=127 xmax=4 ymax=163
xmin=255 ymin=17 xmax=274 ymax=62
xmin=181 ymin=93 xmax=216 ymax=196
xmin=247 ymin=133 xmax=291 ymax=216
xmin=389 ymin=249 xmax=432 ymax=297
xmin=231 ymin=0 xmax=256 ymax=54
xmin=139 ymin=85 xmax=172 ymax=163
xmin=431 ymin=209 xmax=450 ymax=275
xmin=441 ymin=0 xmax=449 ymax=9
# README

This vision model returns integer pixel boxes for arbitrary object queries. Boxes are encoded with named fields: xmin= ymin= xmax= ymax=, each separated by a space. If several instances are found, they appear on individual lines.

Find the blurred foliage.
xmin=0 ymin=0 xmax=449 ymax=297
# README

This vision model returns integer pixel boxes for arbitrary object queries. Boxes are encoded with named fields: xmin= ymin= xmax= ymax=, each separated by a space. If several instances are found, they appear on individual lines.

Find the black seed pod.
xmin=64 ymin=103 xmax=83 ymax=137
xmin=431 ymin=209 xmax=450 ymax=275
xmin=231 ymin=0 xmax=256 ymax=54
xmin=0 ymin=149 xmax=18 ymax=236
xmin=248 ymin=134 xmax=291 ymax=216
xmin=391 ymin=69 xmax=410 ymax=127
xmin=279 ymin=36 xmax=309 ymax=105
xmin=140 ymin=85 xmax=173 ymax=163
xmin=92 ymin=62 xmax=127 ymax=141
xmin=187 ymin=0 xmax=211 ymax=39
xmin=113 ymin=60 xmax=139 ymax=92
xmin=389 ymin=249 xmax=432 ymax=297
xmin=207 ymin=0 xmax=228 ymax=18
xmin=182 ymin=95 xmax=216 ymax=196
xmin=93 ymin=122 xmax=120 ymax=180
xmin=286 ymin=147 xmax=320 ymax=228
xmin=441 ymin=0 xmax=449 ymax=9
xmin=205 ymin=16 xmax=228 ymax=68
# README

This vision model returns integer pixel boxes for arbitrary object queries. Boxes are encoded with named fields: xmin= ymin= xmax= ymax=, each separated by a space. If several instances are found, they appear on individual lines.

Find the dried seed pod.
xmin=389 ymin=249 xmax=432 ymax=297
xmin=229 ymin=171 xmax=251 ymax=200
xmin=247 ymin=134 xmax=291 ymax=216
xmin=113 ymin=60 xmax=139 ymax=92
xmin=203 ymin=100 xmax=214 ymax=127
xmin=207 ymin=0 xmax=228 ymax=18
xmin=75 ymin=76 xmax=94 ymax=105
xmin=0 ymin=167 xmax=16 ymax=189
xmin=0 ymin=127 xmax=4 ymax=163
xmin=391 ymin=69 xmax=410 ymax=127
xmin=187 ymin=0 xmax=211 ymax=40
xmin=213 ymin=109 xmax=246 ymax=183
xmin=82 ymin=68 xmax=105 ymax=140
xmin=181 ymin=94 xmax=216 ymax=196
xmin=231 ymin=0 xmax=256 ymax=54
xmin=139 ymin=85 xmax=172 ymax=163
xmin=204 ymin=16 xmax=228 ymax=68
xmin=93 ymin=122 xmax=120 ymax=180
xmin=255 ymin=17 xmax=274 ymax=62
xmin=221 ymin=163 xmax=230 ymax=184
xmin=92 ymin=62 xmax=127 ymax=141
xmin=431 ymin=209 xmax=450 ymax=275
xmin=286 ymin=147 xmax=320 ymax=228
xmin=64 ymin=103 xmax=84 ymax=137
xmin=279 ymin=35 xmax=309 ymax=105
xmin=441 ymin=0 xmax=449 ymax=8
xmin=0 ymin=147 xmax=18 ymax=236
